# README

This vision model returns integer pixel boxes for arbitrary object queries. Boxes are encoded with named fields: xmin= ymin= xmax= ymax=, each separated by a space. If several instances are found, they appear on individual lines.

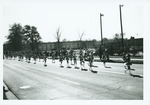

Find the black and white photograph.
xmin=1 ymin=0 xmax=150 ymax=105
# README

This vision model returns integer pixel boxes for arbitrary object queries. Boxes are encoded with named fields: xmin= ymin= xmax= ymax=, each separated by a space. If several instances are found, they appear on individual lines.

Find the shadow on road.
xmin=130 ymin=73 xmax=143 ymax=78
xmin=92 ymin=65 xmax=99 ymax=68
xmin=105 ymin=66 xmax=111 ymax=68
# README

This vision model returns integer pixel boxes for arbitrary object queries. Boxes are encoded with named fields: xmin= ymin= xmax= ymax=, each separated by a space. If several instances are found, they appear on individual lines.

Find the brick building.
xmin=39 ymin=38 xmax=143 ymax=55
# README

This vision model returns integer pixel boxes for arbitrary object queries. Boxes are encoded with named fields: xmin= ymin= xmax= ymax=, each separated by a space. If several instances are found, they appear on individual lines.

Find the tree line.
xmin=4 ymin=23 xmax=41 ymax=52
xmin=4 ymin=23 xmax=141 ymax=56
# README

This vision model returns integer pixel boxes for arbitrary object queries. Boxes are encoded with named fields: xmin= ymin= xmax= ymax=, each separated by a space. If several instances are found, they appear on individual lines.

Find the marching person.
xmin=66 ymin=50 xmax=71 ymax=68
xmin=37 ymin=51 xmax=41 ymax=62
xmin=51 ymin=50 xmax=56 ymax=63
xmin=20 ymin=51 xmax=24 ymax=62
xmin=79 ymin=50 xmax=85 ymax=70
xmin=69 ymin=49 xmax=74 ymax=65
xmin=28 ymin=52 xmax=31 ymax=63
xmin=73 ymin=52 xmax=78 ymax=69
xmin=43 ymin=51 xmax=47 ymax=66
xmin=88 ymin=51 xmax=94 ymax=71
xmin=33 ymin=51 xmax=37 ymax=64
xmin=25 ymin=52 xmax=28 ymax=62
xmin=59 ymin=51 xmax=64 ymax=67
xmin=18 ymin=51 xmax=21 ymax=61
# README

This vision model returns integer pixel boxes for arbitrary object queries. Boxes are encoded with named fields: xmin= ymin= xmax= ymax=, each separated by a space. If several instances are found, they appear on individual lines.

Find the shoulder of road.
xmin=3 ymin=82 xmax=18 ymax=100
xmin=94 ymin=56 xmax=143 ymax=64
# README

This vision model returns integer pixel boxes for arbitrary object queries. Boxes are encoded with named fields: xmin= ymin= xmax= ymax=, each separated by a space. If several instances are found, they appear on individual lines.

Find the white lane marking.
xmin=4 ymin=62 xmax=143 ymax=78
xmin=99 ymin=70 xmax=125 ymax=75
xmin=140 ymin=75 xmax=143 ymax=77
xmin=4 ymin=62 xmax=80 ymax=85
xmin=54 ymin=77 xmax=80 ymax=85
xmin=20 ymin=85 xmax=31 ymax=89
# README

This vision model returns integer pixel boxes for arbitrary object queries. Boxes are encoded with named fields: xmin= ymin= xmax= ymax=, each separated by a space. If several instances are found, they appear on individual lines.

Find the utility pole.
xmin=119 ymin=5 xmax=124 ymax=53
xmin=100 ymin=13 xmax=104 ymax=46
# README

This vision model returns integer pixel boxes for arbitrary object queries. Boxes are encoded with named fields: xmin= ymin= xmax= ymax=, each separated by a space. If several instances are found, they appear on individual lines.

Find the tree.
xmin=102 ymin=38 xmax=109 ymax=45
xmin=109 ymin=45 xmax=114 ymax=55
xmin=23 ymin=25 xmax=41 ymax=51
xmin=78 ymin=32 xmax=85 ymax=49
xmin=91 ymin=39 xmax=98 ymax=49
xmin=6 ymin=23 xmax=23 ymax=51
xmin=113 ymin=33 xmax=121 ymax=40
xmin=55 ymin=27 xmax=62 ymax=54
xmin=113 ymin=33 xmax=126 ymax=41
xmin=62 ymin=38 xmax=67 ymax=42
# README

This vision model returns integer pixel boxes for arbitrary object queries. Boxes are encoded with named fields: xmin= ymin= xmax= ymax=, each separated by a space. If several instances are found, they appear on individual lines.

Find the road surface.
xmin=3 ymin=58 xmax=143 ymax=100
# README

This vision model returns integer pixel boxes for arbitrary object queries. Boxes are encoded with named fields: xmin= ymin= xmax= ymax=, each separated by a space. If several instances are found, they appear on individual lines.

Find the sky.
xmin=2 ymin=0 xmax=145 ymax=43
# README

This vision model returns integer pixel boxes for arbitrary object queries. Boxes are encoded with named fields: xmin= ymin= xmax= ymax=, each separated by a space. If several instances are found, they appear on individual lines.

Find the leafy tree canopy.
xmin=7 ymin=23 xmax=23 ymax=51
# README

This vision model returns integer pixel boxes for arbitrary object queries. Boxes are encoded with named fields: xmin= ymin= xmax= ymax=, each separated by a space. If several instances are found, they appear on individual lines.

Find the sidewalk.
xmin=94 ymin=56 xmax=143 ymax=64
xmin=3 ymin=82 xmax=18 ymax=100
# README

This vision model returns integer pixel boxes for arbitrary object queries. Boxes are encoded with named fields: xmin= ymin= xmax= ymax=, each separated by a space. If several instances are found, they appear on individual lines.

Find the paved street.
xmin=3 ymin=58 xmax=143 ymax=100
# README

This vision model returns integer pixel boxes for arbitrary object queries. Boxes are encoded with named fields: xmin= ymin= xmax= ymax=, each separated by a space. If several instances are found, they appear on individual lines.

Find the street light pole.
xmin=100 ymin=13 xmax=104 ymax=46
xmin=119 ymin=5 xmax=124 ymax=53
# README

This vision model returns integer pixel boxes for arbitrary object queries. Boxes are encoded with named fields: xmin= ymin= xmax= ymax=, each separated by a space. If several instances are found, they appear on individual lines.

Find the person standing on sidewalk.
xmin=124 ymin=53 xmax=132 ymax=74
xmin=101 ymin=50 xmax=107 ymax=68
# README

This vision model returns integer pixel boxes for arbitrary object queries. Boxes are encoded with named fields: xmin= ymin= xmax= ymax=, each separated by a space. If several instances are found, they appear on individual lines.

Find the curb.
xmin=93 ymin=59 xmax=143 ymax=64
xmin=3 ymin=82 xmax=18 ymax=100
